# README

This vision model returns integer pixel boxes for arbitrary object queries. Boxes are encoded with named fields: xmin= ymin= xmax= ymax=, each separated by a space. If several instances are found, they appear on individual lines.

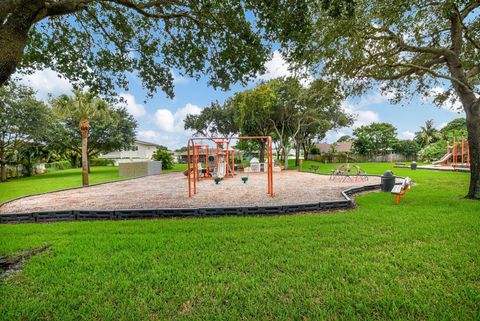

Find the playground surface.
xmin=0 ymin=171 xmax=384 ymax=214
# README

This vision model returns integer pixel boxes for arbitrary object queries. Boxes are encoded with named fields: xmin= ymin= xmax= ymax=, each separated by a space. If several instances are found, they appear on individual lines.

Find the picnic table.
xmin=330 ymin=164 xmax=368 ymax=182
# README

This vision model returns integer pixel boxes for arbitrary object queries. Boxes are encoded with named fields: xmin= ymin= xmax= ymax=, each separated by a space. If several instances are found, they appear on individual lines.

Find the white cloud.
xmin=257 ymin=50 xmax=312 ymax=86
xmin=171 ymin=70 xmax=189 ymax=84
xmin=258 ymin=51 xmax=291 ymax=81
xmin=118 ymin=93 xmax=146 ymax=117
xmin=342 ymin=101 xmax=380 ymax=129
xmin=154 ymin=103 xmax=202 ymax=133
xmin=137 ymin=130 xmax=161 ymax=141
xmin=436 ymin=122 xmax=448 ymax=130
xmin=399 ymin=130 xmax=415 ymax=140
xmin=17 ymin=68 xmax=72 ymax=100
xmin=137 ymin=130 xmax=185 ymax=149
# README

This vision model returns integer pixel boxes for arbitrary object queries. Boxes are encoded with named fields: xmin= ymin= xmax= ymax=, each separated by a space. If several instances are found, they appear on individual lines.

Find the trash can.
xmin=410 ymin=161 xmax=417 ymax=170
xmin=381 ymin=170 xmax=396 ymax=192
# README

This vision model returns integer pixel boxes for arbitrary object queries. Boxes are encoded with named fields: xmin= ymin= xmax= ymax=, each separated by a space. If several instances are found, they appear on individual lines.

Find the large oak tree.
xmin=0 ymin=0 xmax=280 ymax=98
xmin=281 ymin=0 xmax=480 ymax=199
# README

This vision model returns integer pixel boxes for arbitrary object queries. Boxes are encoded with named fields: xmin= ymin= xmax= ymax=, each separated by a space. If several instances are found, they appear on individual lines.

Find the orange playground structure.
xmin=433 ymin=137 xmax=470 ymax=169
xmin=187 ymin=136 xmax=274 ymax=197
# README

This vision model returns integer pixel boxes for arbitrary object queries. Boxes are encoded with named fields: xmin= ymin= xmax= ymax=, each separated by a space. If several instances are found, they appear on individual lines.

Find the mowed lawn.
xmin=0 ymin=164 xmax=188 ymax=203
xmin=0 ymin=163 xmax=479 ymax=320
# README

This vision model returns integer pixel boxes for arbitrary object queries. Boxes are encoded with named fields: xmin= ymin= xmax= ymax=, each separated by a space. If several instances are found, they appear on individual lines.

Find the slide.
xmin=432 ymin=152 xmax=452 ymax=166
xmin=217 ymin=162 xmax=226 ymax=178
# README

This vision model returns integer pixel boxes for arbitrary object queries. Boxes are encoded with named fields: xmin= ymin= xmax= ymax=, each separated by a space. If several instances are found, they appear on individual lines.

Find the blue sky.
xmin=19 ymin=51 xmax=463 ymax=150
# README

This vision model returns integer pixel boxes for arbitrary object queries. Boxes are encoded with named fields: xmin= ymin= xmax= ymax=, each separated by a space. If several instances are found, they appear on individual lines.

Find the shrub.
xmin=310 ymin=147 xmax=320 ymax=155
xmin=90 ymin=158 xmax=115 ymax=166
xmin=418 ymin=140 xmax=448 ymax=162
xmin=45 ymin=160 xmax=73 ymax=170
xmin=152 ymin=149 xmax=174 ymax=169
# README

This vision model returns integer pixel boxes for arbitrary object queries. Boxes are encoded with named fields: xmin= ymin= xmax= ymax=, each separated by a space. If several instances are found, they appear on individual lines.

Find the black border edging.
xmin=0 ymin=173 xmax=389 ymax=224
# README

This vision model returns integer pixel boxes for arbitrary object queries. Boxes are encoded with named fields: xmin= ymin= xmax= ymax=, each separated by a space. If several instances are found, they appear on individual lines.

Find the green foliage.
xmin=0 ymin=82 xmax=51 ymax=181
xmin=45 ymin=160 xmax=74 ymax=171
xmin=353 ymin=123 xmax=398 ymax=156
xmin=336 ymin=135 xmax=353 ymax=143
xmin=175 ymin=147 xmax=188 ymax=152
xmin=418 ymin=141 xmax=448 ymax=162
xmin=156 ymin=145 xmax=169 ymax=151
xmin=310 ymin=147 xmax=320 ymax=155
xmin=184 ymin=101 xmax=238 ymax=137
xmin=4 ymin=0 xmax=290 ymax=98
xmin=414 ymin=120 xmax=442 ymax=147
xmin=53 ymin=90 xmax=108 ymax=123
xmin=15 ymin=143 xmax=51 ymax=176
xmin=394 ymin=140 xmax=421 ymax=158
xmin=439 ymin=118 xmax=468 ymax=143
xmin=90 ymin=159 xmax=115 ymax=167
xmin=279 ymin=1 xmax=478 ymax=112
xmin=49 ymin=95 xmax=137 ymax=158
xmin=152 ymin=149 xmax=174 ymax=170
xmin=440 ymin=118 xmax=466 ymax=135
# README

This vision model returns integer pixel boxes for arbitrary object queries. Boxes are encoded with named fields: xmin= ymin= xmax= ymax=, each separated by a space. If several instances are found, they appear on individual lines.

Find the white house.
xmin=99 ymin=140 xmax=160 ymax=164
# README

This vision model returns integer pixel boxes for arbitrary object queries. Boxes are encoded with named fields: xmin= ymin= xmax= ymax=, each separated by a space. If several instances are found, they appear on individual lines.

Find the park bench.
xmin=309 ymin=165 xmax=319 ymax=173
xmin=391 ymin=177 xmax=412 ymax=205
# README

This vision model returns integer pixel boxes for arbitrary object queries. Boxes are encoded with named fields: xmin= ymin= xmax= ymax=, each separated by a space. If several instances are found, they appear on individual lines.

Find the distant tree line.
xmin=184 ymin=77 xmax=353 ymax=169
xmin=0 ymin=83 xmax=136 ymax=183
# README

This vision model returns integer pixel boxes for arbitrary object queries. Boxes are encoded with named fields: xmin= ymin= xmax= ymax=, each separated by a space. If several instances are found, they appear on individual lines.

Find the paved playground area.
xmin=0 ymin=171 xmax=384 ymax=214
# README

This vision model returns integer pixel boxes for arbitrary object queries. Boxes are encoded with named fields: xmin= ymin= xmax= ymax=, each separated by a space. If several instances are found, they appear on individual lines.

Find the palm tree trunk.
xmin=80 ymin=119 xmax=89 ymax=186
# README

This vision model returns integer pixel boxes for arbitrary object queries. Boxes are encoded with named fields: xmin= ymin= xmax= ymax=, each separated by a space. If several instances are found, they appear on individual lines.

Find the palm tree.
xmin=53 ymin=90 xmax=107 ymax=186
xmin=415 ymin=119 xmax=442 ymax=147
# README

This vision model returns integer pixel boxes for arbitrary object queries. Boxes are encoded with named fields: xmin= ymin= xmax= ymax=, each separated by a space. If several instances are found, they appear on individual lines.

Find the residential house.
xmin=99 ymin=140 xmax=160 ymax=164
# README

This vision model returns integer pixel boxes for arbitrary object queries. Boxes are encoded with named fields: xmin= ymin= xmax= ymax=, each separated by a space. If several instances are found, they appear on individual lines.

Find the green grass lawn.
xmin=0 ymin=162 xmax=479 ymax=320
xmin=0 ymin=164 xmax=188 ymax=203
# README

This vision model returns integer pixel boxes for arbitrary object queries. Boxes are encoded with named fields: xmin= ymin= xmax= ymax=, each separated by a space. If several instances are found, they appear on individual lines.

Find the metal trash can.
xmin=410 ymin=161 xmax=417 ymax=170
xmin=381 ymin=170 xmax=396 ymax=192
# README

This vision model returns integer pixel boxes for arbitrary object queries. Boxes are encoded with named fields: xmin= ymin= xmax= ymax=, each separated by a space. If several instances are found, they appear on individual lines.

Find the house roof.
xmin=135 ymin=140 xmax=161 ymax=147
xmin=315 ymin=142 xmax=353 ymax=153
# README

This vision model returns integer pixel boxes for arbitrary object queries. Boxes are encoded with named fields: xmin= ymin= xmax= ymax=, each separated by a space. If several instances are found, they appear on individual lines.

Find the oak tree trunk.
xmin=446 ymin=54 xmax=480 ymax=199
xmin=283 ymin=148 xmax=289 ymax=170
xmin=259 ymin=141 xmax=266 ymax=163
xmin=295 ymin=141 xmax=301 ymax=167
xmin=80 ymin=119 xmax=89 ymax=187
xmin=0 ymin=0 xmax=44 ymax=86
xmin=465 ymin=101 xmax=480 ymax=199
xmin=303 ymin=144 xmax=309 ymax=161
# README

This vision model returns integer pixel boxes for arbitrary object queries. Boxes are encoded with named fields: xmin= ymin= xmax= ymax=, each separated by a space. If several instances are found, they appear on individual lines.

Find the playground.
xmin=0 ymin=171 xmax=383 ymax=214
xmin=0 ymin=136 xmax=391 ymax=216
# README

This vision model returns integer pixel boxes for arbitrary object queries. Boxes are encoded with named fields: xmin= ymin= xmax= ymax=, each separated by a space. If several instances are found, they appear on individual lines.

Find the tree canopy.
xmin=352 ymin=123 xmax=398 ymax=156
xmin=280 ymin=0 xmax=480 ymax=198
xmin=49 ymin=105 xmax=137 ymax=159
xmin=0 ymin=0 xmax=300 ymax=98
xmin=185 ymin=77 xmax=351 ymax=167
xmin=0 ymin=82 xmax=50 ymax=181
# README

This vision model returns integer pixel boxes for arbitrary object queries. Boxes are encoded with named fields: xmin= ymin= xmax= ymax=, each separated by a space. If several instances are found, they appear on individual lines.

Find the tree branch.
xmin=372 ymin=26 xmax=451 ymax=56
xmin=373 ymin=62 xmax=470 ymax=90
xmin=466 ymin=66 xmax=480 ymax=79
xmin=84 ymin=7 xmax=128 ymax=52
xmin=364 ymin=55 xmax=447 ymax=80
xmin=0 ymin=0 xmax=17 ymax=24
xmin=449 ymin=6 xmax=463 ymax=54
xmin=461 ymin=1 xmax=480 ymax=19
